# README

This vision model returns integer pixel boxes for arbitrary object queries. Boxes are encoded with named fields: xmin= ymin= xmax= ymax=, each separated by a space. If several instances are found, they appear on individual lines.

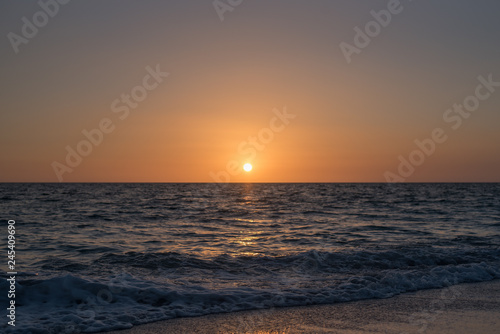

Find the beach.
xmin=106 ymin=279 xmax=500 ymax=333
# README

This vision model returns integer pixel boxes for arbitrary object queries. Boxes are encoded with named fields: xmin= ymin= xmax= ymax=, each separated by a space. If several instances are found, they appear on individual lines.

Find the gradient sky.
xmin=1 ymin=0 xmax=499 ymax=182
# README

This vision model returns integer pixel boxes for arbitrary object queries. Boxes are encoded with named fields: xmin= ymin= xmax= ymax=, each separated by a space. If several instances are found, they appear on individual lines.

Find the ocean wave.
xmin=2 ymin=247 xmax=500 ymax=333
xmin=76 ymin=247 xmax=500 ymax=273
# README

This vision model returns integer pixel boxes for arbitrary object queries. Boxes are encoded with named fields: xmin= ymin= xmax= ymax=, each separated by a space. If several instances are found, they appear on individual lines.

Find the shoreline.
xmin=105 ymin=279 xmax=500 ymax=333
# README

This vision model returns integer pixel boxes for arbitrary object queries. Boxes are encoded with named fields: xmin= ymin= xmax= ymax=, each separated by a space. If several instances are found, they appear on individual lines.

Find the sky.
xmin=1 ymin=0 xmax=499 ymax=182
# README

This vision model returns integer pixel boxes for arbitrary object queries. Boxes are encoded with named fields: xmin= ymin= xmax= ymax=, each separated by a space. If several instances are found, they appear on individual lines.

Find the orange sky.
xmin=1 ymin=1 xmax=499 ymax=182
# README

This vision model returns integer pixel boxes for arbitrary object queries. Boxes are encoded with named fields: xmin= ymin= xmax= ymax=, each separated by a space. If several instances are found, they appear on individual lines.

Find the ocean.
xmin=1 ymin=183 xmax=499 ymax=333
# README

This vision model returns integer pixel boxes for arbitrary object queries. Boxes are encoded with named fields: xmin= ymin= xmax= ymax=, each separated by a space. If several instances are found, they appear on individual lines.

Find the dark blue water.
xmin=1 ymin=183 xmax=499 ymax=333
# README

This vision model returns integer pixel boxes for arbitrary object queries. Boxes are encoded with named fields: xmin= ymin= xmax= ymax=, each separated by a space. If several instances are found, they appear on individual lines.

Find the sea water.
xmin=1 ymin=183 xmax=499 ymax=333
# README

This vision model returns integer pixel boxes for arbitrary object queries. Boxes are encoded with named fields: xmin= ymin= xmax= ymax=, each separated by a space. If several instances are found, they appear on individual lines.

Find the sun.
xmin=243 ymin=163 xmax=252 ymax=172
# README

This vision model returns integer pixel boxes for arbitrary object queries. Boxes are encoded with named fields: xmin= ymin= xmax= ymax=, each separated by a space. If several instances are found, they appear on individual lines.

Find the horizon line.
xmin=1 ymin=182 xmax=499 ymax=184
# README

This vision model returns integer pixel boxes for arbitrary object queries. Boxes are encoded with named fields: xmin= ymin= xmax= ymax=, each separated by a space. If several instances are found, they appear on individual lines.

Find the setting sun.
xmin=243 ymin=163 xmax=253 ymax=172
